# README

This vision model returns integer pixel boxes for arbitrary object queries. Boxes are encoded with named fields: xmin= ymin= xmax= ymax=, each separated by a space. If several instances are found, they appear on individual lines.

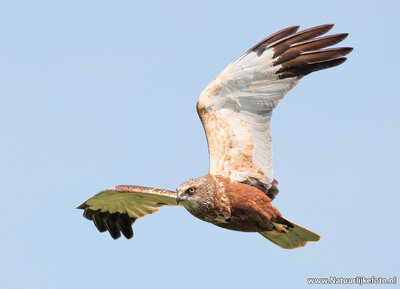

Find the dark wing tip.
xmin=268 ymin=23 xmax=335 ymax=51
xmin=118 ymin=213 xmax=134 ymax=239
xmin=321 ymin=23 xmax=334 ymax=29
xmin=248 ymin=25 xmax=300 ymax=56
xmin=269 ymin=24 xmax=351 ymax=79
xmin=289 ymin=33 xmax=349 ymax=54
xmin=309 ymin=23 xmax=335 ymax=34
xmin=278 ymin=57 xmax=348 ymax=79
xmin=338 ymin=32 xmax=349 ymax=40
xmin=80 ymin=206 xmax=136 ymax=239
xmin=105 ymin=213 xmax=121 ymax=239
xmin=342 ymin=47 xmax=354 ymax=54
xmin=248 ymin=23 xmax=344 ymax=59
xmin=93 ymin=212 xmax=108 ymax=232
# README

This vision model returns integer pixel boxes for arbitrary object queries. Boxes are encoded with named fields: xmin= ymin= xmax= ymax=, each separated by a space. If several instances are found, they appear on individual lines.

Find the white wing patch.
xmin=198 ymin=47 xmax=298 ymax=189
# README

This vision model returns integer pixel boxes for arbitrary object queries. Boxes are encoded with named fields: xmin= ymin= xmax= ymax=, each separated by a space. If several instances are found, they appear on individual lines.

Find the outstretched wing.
xmin=77 ymin=186 xmax=179 ymax=239
xmin=197 ymin=24 xmax=352 ymax=195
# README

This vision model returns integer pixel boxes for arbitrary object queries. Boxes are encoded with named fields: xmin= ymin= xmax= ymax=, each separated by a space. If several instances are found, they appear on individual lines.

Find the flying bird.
xmin=78 ymin=24 xmax=352 ymax=249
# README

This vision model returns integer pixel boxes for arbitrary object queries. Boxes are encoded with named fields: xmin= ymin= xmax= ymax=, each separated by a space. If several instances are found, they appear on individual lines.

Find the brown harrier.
xmin=78 ymin=24 xmax=352 ymax=249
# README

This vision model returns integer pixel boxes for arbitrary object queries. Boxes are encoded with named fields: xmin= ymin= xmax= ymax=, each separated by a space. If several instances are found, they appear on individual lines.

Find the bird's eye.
xmin=187 ymin=187 xmax=195 ymax=193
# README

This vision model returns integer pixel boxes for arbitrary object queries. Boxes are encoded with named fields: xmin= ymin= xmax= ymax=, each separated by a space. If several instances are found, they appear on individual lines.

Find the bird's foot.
xmin=272 ymin=222 xmax=289 ymax=234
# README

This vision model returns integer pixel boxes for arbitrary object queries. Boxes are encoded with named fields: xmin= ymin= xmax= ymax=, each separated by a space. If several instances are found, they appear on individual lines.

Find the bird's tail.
xmin=259 ymin=217 xmax=320 ymax=249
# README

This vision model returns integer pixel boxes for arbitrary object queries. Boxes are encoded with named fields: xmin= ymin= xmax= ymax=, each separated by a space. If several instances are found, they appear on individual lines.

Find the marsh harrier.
xmin=78 ymin=24 xmax=352 ymax=249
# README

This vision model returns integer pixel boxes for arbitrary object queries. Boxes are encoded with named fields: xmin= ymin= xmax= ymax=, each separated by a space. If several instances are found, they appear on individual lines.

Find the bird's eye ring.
xmin=188 ymin=187 xmax=195 ymax=193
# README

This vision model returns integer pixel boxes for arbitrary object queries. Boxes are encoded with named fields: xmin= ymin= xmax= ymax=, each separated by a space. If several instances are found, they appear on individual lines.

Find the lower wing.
xmin=77 ymin=185 xmax=179 ymax=239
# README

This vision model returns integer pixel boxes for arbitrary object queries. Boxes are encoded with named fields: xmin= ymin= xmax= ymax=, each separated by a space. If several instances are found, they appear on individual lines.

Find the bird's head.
xmin=176 ymin=175 xmax=215 ymax=212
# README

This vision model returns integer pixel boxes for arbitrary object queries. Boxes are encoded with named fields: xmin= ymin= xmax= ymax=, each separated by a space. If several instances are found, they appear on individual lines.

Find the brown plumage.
xmin=214 ymin=177 xmax=284 ymax=232
xmin=78 ymin=24 xmax=352 ymax=249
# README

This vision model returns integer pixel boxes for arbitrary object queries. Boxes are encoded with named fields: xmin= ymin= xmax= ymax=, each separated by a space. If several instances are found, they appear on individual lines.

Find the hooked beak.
xmin=176 ymin=193 xmax=183 ymax=204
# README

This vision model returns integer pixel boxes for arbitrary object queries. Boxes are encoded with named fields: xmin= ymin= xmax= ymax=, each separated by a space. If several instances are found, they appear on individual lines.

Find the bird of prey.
xmin=78 ymin=24 xmax=352 ymax=249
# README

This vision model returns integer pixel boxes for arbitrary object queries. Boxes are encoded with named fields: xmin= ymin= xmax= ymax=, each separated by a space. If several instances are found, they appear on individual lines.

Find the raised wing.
xmin=77 ymin=186 xmax=179 ymax=239
xmin=197 ymin=24 xmax=352 ymax=196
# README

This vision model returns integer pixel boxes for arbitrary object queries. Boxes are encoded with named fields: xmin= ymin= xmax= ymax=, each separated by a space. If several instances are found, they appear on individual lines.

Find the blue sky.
xmin=1 ymin=1 xmax=399 ymax=288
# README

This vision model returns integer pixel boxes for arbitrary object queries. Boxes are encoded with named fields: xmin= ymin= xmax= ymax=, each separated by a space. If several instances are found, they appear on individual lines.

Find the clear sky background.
xmin=1 ymin=1 xmax=399 ymax=288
